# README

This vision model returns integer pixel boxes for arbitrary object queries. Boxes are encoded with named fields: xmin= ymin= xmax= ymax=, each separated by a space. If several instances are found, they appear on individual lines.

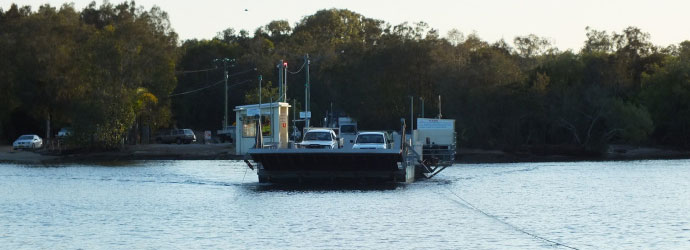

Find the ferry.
xmin=237 ymin=102 xmax=455 ymax=183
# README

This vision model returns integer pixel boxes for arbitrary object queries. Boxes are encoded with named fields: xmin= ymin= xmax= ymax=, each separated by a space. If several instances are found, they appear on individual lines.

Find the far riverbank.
xmin=458 ymin=145 xmax=690 ymax=163
xmin=1 ymin=144 xmax=689 ymax=165
xmin=0 ymin=144 xmax=241 ymax=164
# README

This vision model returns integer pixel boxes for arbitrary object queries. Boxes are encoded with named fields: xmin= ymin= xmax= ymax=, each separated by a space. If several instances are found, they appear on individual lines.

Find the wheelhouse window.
xmin=243 ymin=115 xmax=272 ymax=137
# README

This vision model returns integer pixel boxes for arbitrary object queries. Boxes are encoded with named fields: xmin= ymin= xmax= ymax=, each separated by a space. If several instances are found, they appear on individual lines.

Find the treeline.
xmin=2 ymin=3 xmax=690 ymax=153
xmin=175 ymin=9 xmax=690 ymax=153
xmin=0 ymin=2 xmax=177 ymax=148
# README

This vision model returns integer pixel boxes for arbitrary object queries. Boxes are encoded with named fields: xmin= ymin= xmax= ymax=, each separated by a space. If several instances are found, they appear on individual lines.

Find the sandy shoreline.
xmin=1 ymin=144 xmax=689 ymax=165
xmin=0 ymin=145 xmax=60 ymax=164
xmin=0 ymin=143 xmax=241 ymax=164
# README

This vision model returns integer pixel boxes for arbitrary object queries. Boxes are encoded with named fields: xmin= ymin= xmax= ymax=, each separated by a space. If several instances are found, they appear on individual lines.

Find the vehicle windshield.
xmin=183 ymin=129 xmax=193 ymax=135
xmin=340 ymin=125 xmax=356 ymax=134
xmin=356 ymin=134 xmax=384 ymax=144
xmin=19 ymin=135 xmax=33 ymax=140
xmin=303 ymin=132 xmax=331 ymax=141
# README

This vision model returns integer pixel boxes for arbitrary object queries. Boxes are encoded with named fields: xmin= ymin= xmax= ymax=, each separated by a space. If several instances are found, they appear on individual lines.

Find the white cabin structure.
xmin=234 ymin=102 xmax=291 ymax=155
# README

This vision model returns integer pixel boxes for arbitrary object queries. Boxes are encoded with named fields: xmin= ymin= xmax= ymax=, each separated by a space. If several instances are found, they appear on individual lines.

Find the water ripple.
xmin=0 ymin=160 xmax=689 ymax=249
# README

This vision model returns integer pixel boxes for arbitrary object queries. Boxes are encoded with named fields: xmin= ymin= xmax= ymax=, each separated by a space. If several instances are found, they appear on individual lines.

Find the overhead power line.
xmin=287 ymin=60 xmax=307 ymax=74
xmin=228 ymin=79 xmax=252 ymax=89
xmin=229 ymin=68 xmax=258 ymax=78
xmin=168 ymin=79 xmax=224 ymax=97
xmin=168 ymin=78 xmax=254 ymax=97
xmin=175 ymin=66 xmax=219 ymax=74
xmin=168 ymin=68 xmax=257 ymax=97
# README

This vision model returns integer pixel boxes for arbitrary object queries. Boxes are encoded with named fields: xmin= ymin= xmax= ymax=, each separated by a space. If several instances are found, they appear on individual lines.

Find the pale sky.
xmin=3 ymin=0 xmax=689 ymax=51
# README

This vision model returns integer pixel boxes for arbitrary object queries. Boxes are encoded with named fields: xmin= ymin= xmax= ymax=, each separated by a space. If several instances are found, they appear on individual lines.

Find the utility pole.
xmin=283 ymin=61 xmax=288 ymax=102
xmin=224 ymin=65 xmax=228 ymax=128
xmin=214 ymin=58 xmax=234 ymax=128
xmin=409 ymin=96 xmax=414 ymax=133
xmin=258 ymin=75 xmax=262 ymax=108
xmin=438 ymin=95 xmax=442 ymax=119
xmin=305 ymin=54 xmax=310 ymax=128
xmin=277 ymin=60 xmax=283 ymax=102
xmin=277 ymin=60 xmax=288 ymax=102
xmin=293 ymin=99 xmax=296 ymax=141
xmin=419 ymin=97 xmax=425 ymax=118
xmin=270 ymin=97 xmax=273 ymax=140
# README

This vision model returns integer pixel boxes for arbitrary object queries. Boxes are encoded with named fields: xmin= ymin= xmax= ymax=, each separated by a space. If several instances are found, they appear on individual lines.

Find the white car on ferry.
xmin=297 ymin=128 xmax=341 ymax=149
xmin=352 ymin=132 xmax=391 ymax=149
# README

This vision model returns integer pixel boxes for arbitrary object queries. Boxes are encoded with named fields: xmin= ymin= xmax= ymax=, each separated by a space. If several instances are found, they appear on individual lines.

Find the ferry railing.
xmin=422 ymin=144 xmax=456 ymax=166
xmin=402 ymin=140 xmax=455 ymax=179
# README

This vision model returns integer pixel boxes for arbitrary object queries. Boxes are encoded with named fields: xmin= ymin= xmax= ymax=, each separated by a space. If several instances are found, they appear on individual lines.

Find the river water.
xmin=0 ymin=160 xmax=688 ymax=249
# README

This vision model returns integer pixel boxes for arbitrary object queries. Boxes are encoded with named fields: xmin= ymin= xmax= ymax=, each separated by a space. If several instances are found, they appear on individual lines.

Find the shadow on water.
xmin=248 ymin=181 xmax=406 ymax=192
xmin=18 ymin=160 xmax=156 ymax=168
xmin=492 ymin=166 xmax=540 ymax=176
xmin=420 ymin=178 xmax=454 ymax=185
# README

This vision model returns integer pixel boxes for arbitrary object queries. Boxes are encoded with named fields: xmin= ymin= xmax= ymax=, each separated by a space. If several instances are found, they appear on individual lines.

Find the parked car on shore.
xmin=13 ymin=134 xmax=43 ymax=150
xmin=155 ymin=129 xmax=196 ymax=144
xmin=57 ymin=127 xmax=73 ymax=138
xmin=352 ymin=132 xmax=392 ymax=149
xmin=56 ymin=127 xmax=73 ymax=143
xmin=216 ymin=126 xmax=235 ymax=143
xmin=297 ymin=128 xmax=341 ymax=149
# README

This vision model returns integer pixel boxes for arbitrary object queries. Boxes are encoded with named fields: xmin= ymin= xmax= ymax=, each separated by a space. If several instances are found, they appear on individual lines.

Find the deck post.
xmin=255 ymin=114 xmax=263 ymax=149
xmin=405 ymin=164 xmax=415 ymax=183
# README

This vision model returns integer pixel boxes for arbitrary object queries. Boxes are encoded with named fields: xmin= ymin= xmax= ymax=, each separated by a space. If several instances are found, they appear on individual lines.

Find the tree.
xmin=583 ymin=27 xmax=613 ymax=53
xmin=265 ymin=20 xmax=292 ymax=39
xmin=69 ymin=1 xmax=177 ymax=148
xmin=640 ymin=44 xmax=690 ymax=147
xmin=514 ymin=34 xmax=553 ymax=58
xmin=446 ymin=28 xmax=464 ymax=46
xmin=245 ymin=81 xmax=279 ymax=104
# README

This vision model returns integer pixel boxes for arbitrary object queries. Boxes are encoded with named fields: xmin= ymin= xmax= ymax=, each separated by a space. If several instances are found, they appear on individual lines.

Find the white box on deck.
xmin=416 ymin=118 xmax=455 ymax=145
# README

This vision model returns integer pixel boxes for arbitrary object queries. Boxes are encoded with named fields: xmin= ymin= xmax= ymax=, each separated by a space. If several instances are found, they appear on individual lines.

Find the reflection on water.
xmin=250 ymin=182 xmax=404 ymax=192
xmin=1 ymin=160 xmax=689 ymax=249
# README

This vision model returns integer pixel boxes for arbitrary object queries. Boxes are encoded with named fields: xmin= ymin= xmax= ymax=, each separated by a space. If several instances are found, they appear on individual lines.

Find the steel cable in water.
xmin=242 ymin=165 xmax=249 ymax=183
xmin=441 ymin=185 xmax=580 ymax=250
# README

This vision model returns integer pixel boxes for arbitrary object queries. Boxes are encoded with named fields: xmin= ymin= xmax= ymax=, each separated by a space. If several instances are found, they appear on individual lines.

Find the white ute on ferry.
xmin=352 ymin=132 xmax=392 ymax=149
xmin=296 ymin=128 xmax=342 ymax=149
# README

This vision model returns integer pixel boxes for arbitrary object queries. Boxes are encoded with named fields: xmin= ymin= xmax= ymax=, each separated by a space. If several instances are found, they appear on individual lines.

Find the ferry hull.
xmin=247 ymin=148 xmax=406 ymax=182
